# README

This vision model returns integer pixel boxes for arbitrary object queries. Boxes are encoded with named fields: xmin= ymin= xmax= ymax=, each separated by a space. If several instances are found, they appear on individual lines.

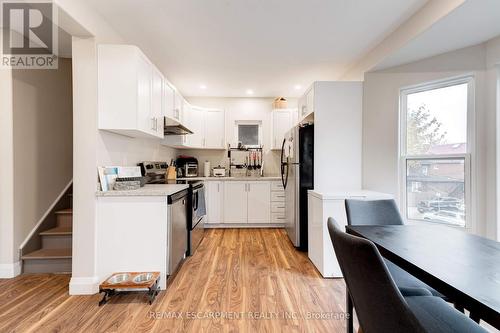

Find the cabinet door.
xmin=186 ymin=106 xmax=204 ymax=148
xmin=163 ymin=81 xmax=175 ymax=119
xmin=151 ymin=67 xmax=164 ymax=138
xmin=272 ymin=110 xmax=292 ymax=149
xmin=207 ymin=181 xmax=223 ymax=224
xmin=305 ymin=87 xmax=314 ymax=117
xmin=204 ymin=109 xmax=225 ymax=149
xmin=173 ymin=91 xmax=183 ymax=122
xmin=247 ymin=182 xmax=271 ymax=223
xmin=223 ymin=182 xmax=247 ymax=224
xmin=136 ymin=53 xmax=153 ymax=135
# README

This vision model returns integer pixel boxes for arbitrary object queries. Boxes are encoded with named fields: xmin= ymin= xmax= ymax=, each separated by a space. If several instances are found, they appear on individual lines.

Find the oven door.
xmin=192 ymin=185 xmax=207 ymax=224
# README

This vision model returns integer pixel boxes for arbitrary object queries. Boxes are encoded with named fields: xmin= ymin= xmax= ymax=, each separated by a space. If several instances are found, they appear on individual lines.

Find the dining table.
xmin=345 ymin=224 xmax=500 ymax=332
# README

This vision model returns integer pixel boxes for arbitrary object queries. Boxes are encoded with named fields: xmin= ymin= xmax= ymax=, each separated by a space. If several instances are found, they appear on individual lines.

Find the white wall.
xmin=0 ymin=64 xmax=16 ymax=277
xmin=12 ymin=58 xmax=73 ymax=260
xmin=362 ymin=41 xmax=498 ymax=239
xmin=185 ymin=97 xmax=297 ymax=176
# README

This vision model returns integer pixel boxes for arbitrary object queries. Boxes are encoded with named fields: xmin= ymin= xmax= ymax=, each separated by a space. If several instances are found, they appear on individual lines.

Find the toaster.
xmin=212 ymin=166 xmax=226 ymax=177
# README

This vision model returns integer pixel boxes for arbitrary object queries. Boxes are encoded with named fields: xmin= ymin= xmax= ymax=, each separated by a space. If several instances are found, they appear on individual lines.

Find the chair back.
xmin=327 ymin=218 xmax=425 ymax=333
xmin=345 ymin=199 xmax=404 ymax=226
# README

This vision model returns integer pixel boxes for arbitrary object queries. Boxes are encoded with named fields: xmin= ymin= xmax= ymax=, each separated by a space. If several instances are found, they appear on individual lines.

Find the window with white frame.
xmin=234 ymin=121 xmax=262 ymax=147
xmin=400 ymin=76 xmax=474 ymax=228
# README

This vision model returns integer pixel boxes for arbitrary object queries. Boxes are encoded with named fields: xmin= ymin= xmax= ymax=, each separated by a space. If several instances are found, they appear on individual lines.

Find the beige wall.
xmin=11 ymin=58 xmax=74 ymax=259
xmin=362 ymin=41 xmax=499 ymax=239
xmin=185 ymin=97 xmax=297 ymax=176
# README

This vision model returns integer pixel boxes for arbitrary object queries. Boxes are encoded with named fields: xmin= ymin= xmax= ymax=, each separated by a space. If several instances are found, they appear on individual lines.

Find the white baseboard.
xmin=0 ymin=261 xmax=21 ymax=278
xmin=69 ymin=276 xmax=100 ymax=295
xmin=205 ymin=224 xmax=285 ymax=228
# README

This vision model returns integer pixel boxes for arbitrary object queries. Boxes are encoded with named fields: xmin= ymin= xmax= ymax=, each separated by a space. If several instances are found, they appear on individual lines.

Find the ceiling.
xmin=84 ymin=0 xmax=427 ymax=97
xmin=373 ymin=0 xmax=500 ymax=71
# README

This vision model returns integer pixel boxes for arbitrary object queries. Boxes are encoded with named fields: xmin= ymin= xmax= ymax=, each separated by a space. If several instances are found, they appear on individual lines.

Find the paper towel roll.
xmin=204 ymin=161 xmax=211 ymax=177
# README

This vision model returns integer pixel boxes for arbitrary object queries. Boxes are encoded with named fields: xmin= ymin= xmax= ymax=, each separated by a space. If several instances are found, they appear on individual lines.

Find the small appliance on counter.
xmin=176 ymin=156 xmax=198 ymax=178
xmin=138 ymin=161 xmax=168 ymax=184
xmin=212 ymin=165 xmax=226 ymax=177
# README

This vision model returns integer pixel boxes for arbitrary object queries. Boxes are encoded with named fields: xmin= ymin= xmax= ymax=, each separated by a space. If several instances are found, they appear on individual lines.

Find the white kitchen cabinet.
xmin=308 ymin=190 xmax=392 ymax=278
xmin=298 ymin=85 xmax=314 ymax=120
xmin=271 ymin=109 xmax=295 ymax=150
xmin=206 ymin=181 xmax=223 ymax=224
xmin=186 ymin=106 xmax=204 ymax=148
xmin=223 ymin=182 xmax=248 ymax=224
xmin=163 ymin=81 xmax=175 ymax=121
xmin=247 ymin=181 xmax=271 ymax=223
xmin=304 ymin=86 xmax=314 ymax=118
xmin=204 ymin=109 xmax=225 ymax=149
xmin=173 ymin=91 xmax=183 ymax=122
xmin=223 ymin=181 xmax=271 ymax=224
xmin=151 ymin=66 xmax=164 ymax=138
xmin=97 ymin=44 xmax=164 ymax=139
xmin=162 ymin=107 xmax=225 ymax=149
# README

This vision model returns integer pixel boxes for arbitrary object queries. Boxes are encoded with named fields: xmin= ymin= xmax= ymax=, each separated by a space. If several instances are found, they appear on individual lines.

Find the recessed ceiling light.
xmin=200 ymin=84 xmax=207 ymax=90
xmin=294 ymin=85 xmax=302 ymax=90
xmin=246 ymin=89 xmax=254 ymax=95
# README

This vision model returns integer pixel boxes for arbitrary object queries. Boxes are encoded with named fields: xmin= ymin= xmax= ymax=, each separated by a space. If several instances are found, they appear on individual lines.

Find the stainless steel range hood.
xmin=164 ymin=116 xmax=193 ymax=135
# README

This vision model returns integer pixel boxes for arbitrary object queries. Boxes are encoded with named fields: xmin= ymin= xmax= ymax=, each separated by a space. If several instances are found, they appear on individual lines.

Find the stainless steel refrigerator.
xmin=280 ymin=124 xmax=314 ymax=251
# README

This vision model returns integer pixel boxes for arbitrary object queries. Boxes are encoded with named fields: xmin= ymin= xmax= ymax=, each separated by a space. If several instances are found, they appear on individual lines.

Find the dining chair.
xmin=344 ymin=199 xmax=443 ymax=298
xmin=327 ymin=218 xmax=486 ymax=333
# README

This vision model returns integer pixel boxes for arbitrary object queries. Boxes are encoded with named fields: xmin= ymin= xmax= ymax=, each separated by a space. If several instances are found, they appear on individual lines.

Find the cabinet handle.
xmin=217 ymin=183 xmax=220 ymax=192
xmin=276 ymin=206 xmax=285 ymax=208
xmin=276 ymin=217 xmax=285 ymax=220
xmin=248 ymin=183 xmax=250 ymax=192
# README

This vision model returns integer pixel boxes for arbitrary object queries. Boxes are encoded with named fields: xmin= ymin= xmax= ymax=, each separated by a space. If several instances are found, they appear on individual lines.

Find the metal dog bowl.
xmin=106 ymin=273 xmax=130 ymax=284
xmin=133 ymin=273 xmax=154 ymax=284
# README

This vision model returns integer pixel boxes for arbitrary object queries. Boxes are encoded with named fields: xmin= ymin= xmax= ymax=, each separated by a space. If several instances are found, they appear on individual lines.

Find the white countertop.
xmin=308 ymin=189 xmax=393 ymax=200
xmin=96 ymin=184 xmax=189 ymax=197
xmin=176 ymin=176 xmax=281 ymax=181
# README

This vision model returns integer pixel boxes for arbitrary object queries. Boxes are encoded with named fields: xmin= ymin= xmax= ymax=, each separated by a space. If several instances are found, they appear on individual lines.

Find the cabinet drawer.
xmin=271 ymin=181 xmax=284 ymax=191
xmin=271 ymin=212 xmax=285 ymax=224
xmin=271 ymin=191 xmax=285 ymax=202
xmin=271 ymin=201 xmax=285 ymax=213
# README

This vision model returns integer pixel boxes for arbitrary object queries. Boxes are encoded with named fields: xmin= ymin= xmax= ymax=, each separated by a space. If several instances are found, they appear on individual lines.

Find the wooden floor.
xmin=0 ymin=229 xmax=348 ymax=333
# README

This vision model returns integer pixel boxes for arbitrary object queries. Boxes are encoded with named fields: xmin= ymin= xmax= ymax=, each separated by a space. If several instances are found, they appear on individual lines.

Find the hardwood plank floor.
xmin=0 ymin=229 xmax=349 ymax=333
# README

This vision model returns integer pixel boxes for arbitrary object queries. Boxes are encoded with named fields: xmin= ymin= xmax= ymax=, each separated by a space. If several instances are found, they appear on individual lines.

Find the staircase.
xmin=21 ymin=190 xmax=73 ymax=274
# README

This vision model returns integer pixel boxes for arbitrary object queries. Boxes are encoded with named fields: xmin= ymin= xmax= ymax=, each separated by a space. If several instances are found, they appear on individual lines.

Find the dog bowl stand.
xmin=98 ymin=271 xmax=161 ymax=306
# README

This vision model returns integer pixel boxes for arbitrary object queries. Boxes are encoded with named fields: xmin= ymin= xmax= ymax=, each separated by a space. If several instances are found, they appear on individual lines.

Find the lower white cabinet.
xmin=206 ymin=181 xmax=223 ymax=224
xmin=223 ymin=181 xmax=271 ymax=224
xmin=223 ymin=182 xmax=248 ymax=224
xmin=247 ymin=182 xmax=271 ymax=223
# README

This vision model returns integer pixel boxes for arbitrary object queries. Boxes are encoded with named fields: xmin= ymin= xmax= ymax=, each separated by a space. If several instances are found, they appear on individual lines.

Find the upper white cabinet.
xmin=163 ymin=81 xmax=175 ymax=121
xmin=204 ymin=109 xmax=225 ymax=149
xmin=151 ymin=67 xmax=165 ymax=138
xmin=298 ymin=85 xmax=314 ymax=120
xmin=186 ymin=106 xmax=204 ymax=148
xmin=173 ymin=91 xmax=183 ymax=123
xmin=271 ymin=109 xmax=295 ymax=150
xmin=98 ymin=44 xmax=164 ymax=139
xmin=162 ymin=107 xmax=225 ymax=149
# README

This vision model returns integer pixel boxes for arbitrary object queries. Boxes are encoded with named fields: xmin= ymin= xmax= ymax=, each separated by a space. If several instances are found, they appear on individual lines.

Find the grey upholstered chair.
xmin=344 ymin=199 xmax=443 ymax=298
xmin=327 ymin=218 xmax=486 ymax=333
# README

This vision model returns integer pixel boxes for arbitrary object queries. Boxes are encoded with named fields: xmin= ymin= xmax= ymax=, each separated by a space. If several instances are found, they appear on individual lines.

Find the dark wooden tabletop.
xmin=346 ymin=225 xmax=500 ymax=329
